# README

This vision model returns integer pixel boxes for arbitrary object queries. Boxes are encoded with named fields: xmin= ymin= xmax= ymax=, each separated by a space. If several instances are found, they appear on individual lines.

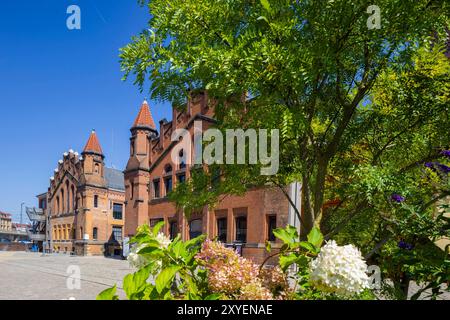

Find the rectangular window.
xmin=39 ymin=199 xmax=47 ymax=209
xmin=165 ymin=177 xmax=173 ymax=195
xmin=94 ymin=195 xmax=98 ymax=208
xmin=169 ymin=220 xmax=178 ymax=240
xmin=217 ymin=218 xmax=227 ymax=243
xmin=267 ymin=215 xmax=277 ymax=242
xmin=153 ymin=180 xmax=160 ymax=199
xmin=93 ymin=227 xmax=98 ymax=240
xmin=177 ymin=173 xmax=186 ymax=184
xmin=235 ymin=216 xmax=247 ymax=243
xmin=112 ymin=226 xmax=122 ymax=241
xmin=150 ymin=218 xmax=164 ymax=228
xmin=113 ymin=203 xmax=123 ymax=220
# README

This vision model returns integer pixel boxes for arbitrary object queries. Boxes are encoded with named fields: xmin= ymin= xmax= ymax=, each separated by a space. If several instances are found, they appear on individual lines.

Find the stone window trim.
xmin=175 ymin=168 xmax=187 ymax=175
xmin=162 ymin=172 xmax=173 ymax=178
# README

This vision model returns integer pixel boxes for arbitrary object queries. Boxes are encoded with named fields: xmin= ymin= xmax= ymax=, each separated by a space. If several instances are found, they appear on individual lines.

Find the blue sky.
xmin=0 ymin=1 xmax=172 ymax=221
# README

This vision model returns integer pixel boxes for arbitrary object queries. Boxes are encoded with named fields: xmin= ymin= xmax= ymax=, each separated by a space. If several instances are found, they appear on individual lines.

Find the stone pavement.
xmin=0 ymin=251 xmax=448 ymax=300
xmin=0 ymin=251 xmax=134 ymax=300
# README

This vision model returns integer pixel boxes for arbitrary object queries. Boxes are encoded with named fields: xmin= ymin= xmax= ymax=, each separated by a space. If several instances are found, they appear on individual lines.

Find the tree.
xmin=120 ymin=0 xmax=449 ymax=239
xmin=328 ymin=45 xmax=450 ymax=299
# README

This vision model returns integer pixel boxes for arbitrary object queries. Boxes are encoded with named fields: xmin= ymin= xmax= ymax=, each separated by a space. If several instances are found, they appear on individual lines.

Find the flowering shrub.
xmin=309 ymin=240 xmax=370 ymax=296
xmin=391 ymin=193 xmax=405 ymax=203
xmin=127 ymin=232 xmax=171 ymax=270
xmin=239 ymin=281 xmax=273 ymax=300
xmin=97 ymin=223 xmax=373 ymax=300
xmin=127 ymin=244 xmax=149 ymax=269
xmin=196 ymin=240 xmax=260 ymax=296
xmin=195 ymin=240 xmax=289 ymax=299
xmin=440 ymin=150 xmax=450 ymax=159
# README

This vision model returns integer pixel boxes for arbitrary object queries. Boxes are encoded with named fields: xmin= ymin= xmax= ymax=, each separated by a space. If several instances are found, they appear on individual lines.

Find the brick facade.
xmin=124 ymin=94 xmax=300 ymax=264
xmin=45 ymin=131 xmax=126 ymax=256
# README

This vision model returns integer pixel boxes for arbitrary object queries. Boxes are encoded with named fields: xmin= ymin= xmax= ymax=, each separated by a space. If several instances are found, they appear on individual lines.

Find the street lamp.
xmin=20 ymin=202 xmax=25 ymax=225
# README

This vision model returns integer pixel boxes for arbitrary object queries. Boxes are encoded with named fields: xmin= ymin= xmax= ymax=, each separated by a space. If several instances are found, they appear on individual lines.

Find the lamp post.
xmin=20 ymin=202 xmax=25 ymax=225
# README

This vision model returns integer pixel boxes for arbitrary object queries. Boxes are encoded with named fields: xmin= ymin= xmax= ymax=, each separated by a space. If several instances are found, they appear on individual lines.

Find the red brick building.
xmin=124 ymin=94 xmax=301 ymax=263
xmin=45 ymin=131 xmax=126 ymax=256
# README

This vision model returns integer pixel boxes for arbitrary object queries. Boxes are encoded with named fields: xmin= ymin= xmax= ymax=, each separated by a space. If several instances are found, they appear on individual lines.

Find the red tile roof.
xmin=0 ymin=212 xmax=12 ymax=219
xmin=132 ymin=100 xmax=156 ymax=129
xmin=83 ymin=130 xmax=103 ymax=155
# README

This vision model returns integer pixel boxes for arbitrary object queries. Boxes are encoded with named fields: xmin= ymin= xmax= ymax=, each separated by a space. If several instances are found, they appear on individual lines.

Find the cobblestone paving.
xmin=0 ymin=251 xmax=134 ymax=300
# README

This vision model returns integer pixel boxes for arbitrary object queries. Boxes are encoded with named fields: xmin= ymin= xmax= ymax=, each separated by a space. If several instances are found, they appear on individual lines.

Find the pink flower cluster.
xmin=259 ymin=266 xmax=289 ymax=293
xmin=195 ymin=240 xmax=288 ymax=300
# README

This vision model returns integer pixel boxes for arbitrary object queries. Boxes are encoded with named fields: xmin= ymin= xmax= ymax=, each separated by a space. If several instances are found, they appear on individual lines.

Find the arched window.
xmin=61 ymin=189 xmax=65 ymax=213
xmin=93 ymin=227 xmax=98 ymax=240
xmin=94 ymin=163 xmax=100 ymax=174
xmin=94 ymin=195 xmax=99 ymax=208
xmin=65 ymin=181 xmax=70 ymax=212
xmin=179 ymin=149 xmax=186 ymax=169
xmin=164 ymin=164 xmax=173 ymax=174
xmin=56 ymin=196 xmax=60 ymax=214
xmin=189 ymin=219 xmax=203 ymax=239
xmin=71 ymin=185 xmax=76 ymax=211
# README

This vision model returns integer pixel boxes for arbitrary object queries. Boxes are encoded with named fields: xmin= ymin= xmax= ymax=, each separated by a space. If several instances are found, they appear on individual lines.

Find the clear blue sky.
xmin=0 ymin=1 xmax=172 ymax=222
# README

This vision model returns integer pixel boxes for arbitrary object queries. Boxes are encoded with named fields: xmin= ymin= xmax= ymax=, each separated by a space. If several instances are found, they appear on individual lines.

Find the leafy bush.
xmin=97 ymin=223 xmax=374 ymax=300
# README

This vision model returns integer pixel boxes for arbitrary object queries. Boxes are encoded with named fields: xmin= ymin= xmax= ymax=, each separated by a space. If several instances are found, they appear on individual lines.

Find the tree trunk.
xmin=300 ymin=174 xmax=315 ymax=240
xmin=312 ymin=157 xmax=329 ymax=227
xmin=399 ymin=272 xmax=411 ymax=300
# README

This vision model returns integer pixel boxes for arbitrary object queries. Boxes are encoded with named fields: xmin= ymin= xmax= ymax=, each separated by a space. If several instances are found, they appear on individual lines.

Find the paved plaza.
xmin=0 ymin=251 xmax=448 ymax=300
xmin=0 ymin=251 xmax=133 ymax=300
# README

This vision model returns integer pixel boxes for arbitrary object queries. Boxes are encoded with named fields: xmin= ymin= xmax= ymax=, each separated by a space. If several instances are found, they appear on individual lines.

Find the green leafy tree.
xmin=120 ymin=0 xmax=449 ymax=237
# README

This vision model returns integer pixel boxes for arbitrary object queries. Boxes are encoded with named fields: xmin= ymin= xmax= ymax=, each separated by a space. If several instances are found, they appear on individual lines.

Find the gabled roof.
xmin=132 ymin=100 xmax=156 ymax=129
xmin=83 ymin=130 xmax=103 ymax=155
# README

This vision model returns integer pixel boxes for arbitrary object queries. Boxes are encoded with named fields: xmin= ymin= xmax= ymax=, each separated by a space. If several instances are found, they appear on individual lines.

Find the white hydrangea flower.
xmin=127 ymin=234 xmax=170 ymax=269
xmin=309 ymin=240 xmax=370 ymax=297
xmin=127 ymin=244 xmax=148 ymax=269
xmin=156 ymin=233 xmax=171 ymax=248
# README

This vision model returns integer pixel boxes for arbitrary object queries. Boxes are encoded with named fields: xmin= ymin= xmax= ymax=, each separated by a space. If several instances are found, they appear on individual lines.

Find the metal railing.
xmin=26 ymin=230 xmax=46 ymax=241
xmin=26 ymin=207 xmax=46 ymax=222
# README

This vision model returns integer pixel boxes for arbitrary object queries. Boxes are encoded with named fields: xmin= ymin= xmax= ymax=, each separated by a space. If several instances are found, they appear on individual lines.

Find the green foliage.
xmin=97 ymin=285 xmax=119 ymax=301
xmin=120 ymin=0 xmax=450 ymax=299
xmin=96 ymin=223 xmax=210 ymax=300
xmin=121 ymin=0 xmax=450 ymax=238
xmin=272 ymin=225 xmax=374 ymax=300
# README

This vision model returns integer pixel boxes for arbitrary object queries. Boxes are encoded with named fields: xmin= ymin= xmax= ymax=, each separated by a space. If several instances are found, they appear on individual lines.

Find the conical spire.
xmin=132 ymin=99 xmax=156 ymax=129
xmin=82 ymin=129 xmax=103 ymax=155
